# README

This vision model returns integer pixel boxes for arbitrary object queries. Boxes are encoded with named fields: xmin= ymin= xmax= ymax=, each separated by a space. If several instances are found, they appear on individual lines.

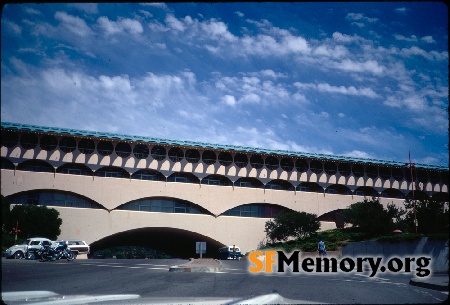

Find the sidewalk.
xmin=409 ymin=272 xmax=449 ymax=292
xmin=169 ymin=258 xmax=223 ymax=272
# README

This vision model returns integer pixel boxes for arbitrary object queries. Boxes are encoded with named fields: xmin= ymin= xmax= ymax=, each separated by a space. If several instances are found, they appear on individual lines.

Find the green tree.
xmin=265 ymin=210 xmax=320 ymax=242
xmin=342 ymin=197 xmax=404 ymax=237
xmin=1 ymin=195 xmax=11 ymax=229
xmin=6 ymin=204 xmax=62 ymax=240
xmin=404 ymin=198 xmax=449 ymax=234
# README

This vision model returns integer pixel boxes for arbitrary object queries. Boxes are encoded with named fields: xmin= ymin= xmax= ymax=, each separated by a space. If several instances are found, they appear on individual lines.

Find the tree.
xmin=6 ymin=204 xmax=62 ymax=240
xmin=1 ymin=195 xmax=11 ymax=230
xmin=404 ymin=198 xmax=449 ymax=234
xmin=342 ymin=197 xmax=405 ymax=237
xmin=265 ymin=210 xmax=320 ymax=242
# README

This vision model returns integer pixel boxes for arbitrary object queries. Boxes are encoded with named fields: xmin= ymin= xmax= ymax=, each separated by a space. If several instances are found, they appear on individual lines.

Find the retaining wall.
xmin=342 ymin=237 xmax=448 ymax=272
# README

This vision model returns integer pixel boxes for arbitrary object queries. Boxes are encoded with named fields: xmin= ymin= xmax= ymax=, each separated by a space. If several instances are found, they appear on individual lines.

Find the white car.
xmin=55 ymin=240 xmax=90 ymax=257
xmin=3 ymin=237 xmax=53 ymax=259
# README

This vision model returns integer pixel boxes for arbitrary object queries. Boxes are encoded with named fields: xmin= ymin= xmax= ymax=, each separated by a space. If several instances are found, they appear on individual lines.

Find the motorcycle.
xmin=39 ymin=242 xmax=75 ymax=261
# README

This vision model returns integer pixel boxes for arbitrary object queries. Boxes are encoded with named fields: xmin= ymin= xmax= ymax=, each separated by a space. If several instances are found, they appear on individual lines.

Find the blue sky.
xmin=1 ymin=2 xmax=448 ymax=166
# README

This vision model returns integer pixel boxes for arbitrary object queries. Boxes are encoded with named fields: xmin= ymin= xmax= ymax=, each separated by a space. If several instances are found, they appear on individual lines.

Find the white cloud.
xmin=97 ymin=16 xmax=143 ymax=35
xmin=394 ymin=34 xmax=417 ymax=42
xmin=54 ymin=11 xmax=92 ymax=37
xmin=294 ymin=82 xmax=380 ymax=98
xmin=222 ymin=95 xmax=237 ymax=106
xmin=421 ymin=36 xmax=436 ymax=43
xmin=165 ymin=14 xmax=185 ymax=31
xmin=333 ymin=59 xmax=384 ymax=75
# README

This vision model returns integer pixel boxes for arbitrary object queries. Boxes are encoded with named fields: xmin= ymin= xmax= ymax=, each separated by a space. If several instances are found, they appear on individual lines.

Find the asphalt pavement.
xmin=180 ymin=258 xmax=449 ymax=292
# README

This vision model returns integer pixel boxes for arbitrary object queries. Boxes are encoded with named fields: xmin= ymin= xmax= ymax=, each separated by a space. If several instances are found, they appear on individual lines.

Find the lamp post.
xmin=405 ymin=151 xmax=417 ymax=233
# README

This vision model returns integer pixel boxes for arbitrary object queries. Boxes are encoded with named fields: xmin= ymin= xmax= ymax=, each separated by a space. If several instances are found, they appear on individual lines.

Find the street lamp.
xmin=405 ymin=151 xmax=417 ymax=233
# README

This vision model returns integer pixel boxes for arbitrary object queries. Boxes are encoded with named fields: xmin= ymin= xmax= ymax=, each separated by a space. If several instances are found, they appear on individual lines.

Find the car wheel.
xmin=14 ymin=251 xmax=24 ymax=259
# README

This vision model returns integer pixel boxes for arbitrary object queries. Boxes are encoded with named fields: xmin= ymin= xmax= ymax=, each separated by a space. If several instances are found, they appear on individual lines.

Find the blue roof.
xmin=1 ymin=121 xmax=447 ymax=171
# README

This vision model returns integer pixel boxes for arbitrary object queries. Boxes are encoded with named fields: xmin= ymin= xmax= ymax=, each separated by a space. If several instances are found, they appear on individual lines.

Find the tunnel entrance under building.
xmin=89 ymin=227 xmax=225 ymax=259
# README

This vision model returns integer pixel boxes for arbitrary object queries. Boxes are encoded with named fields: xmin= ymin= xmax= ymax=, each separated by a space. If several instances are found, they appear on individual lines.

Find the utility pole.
xmin=405 ymin=151 xmax=417 ymax=233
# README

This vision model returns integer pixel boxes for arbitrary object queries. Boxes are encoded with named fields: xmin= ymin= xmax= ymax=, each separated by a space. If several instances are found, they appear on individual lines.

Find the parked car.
xmin=3 ymin=237 xmax=53 ymax=259
xmin=54 ymin=240 xmax=90 ymax=257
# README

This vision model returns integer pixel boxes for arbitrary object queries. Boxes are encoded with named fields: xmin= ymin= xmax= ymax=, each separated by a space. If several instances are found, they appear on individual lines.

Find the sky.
xmin=1 ymin=2 xmax=448 ymax=167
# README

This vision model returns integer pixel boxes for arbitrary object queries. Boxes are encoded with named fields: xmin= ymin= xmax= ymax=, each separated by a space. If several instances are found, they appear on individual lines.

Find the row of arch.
xmin=2 ymin=158 xmax=446 ymax=200
xmin=6 ymin=190 xmax=290 ymax=218
xmin=1 ymin=131 xmax=447 ymax=184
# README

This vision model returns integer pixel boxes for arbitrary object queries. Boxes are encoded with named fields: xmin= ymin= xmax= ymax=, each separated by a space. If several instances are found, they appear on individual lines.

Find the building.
xmin=1 ymin=122 xmax=448 ymax=256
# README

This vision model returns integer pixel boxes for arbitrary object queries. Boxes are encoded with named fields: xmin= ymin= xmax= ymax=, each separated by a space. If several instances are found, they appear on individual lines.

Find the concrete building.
xmin=1 ymin=122 xmax=448 ymax=257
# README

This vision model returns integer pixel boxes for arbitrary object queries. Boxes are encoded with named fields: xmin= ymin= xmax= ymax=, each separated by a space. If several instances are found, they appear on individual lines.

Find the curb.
xmin=409 ymin=276 xmax=449 ymax=292
xmin=169 ymin=258 xmax=223 ymax=273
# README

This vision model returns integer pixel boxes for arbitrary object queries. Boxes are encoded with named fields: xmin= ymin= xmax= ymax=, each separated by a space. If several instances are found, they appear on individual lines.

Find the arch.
xmin=59 ymin=137 xmax=77 ymax=153
xmin=381 ymin=188 xmax=405 ymax=199
xmin=201 ymin=174 xmax=232 ymax=186
xmin=78 ymin=138 xmax=95 ymax=154
xmin=295 ymin=159 xmax=308 ymax=173
xmin=95 ymin=166 xmax=130 ymax=178
xmin=365 ymin=165 xmax=378 ymax=179
xmin=297 ymin=182 xmax=323 ymax=193
xmin=167 ymin=172 xmax=200 ymax=184
xmin=266 ymin=179 xmax=294 ymax=191
xmin=185 ymin=149 xmax=200 ymax=163
xmin=406 ymin=190 xmax=429 ymax=200
xmin=250 ymin=155 xmax=264 ymax=169
xmin=20 ymin=133 xmax=38 ymax=149
xmin=338 ymin=163 xmax=351 ymax=177
xmin=116 ymin=197 xmax=212 ymax=215
xmin=1 ymin=157 xmax=15 ymax=170
xmin=202 ymin=150 xmax=217 ymax=165
xmin=97 ymin=141 xmax=113 ymax=156
xmin=310 ymin=160 xmax=323 ymax=174
xmin=234 ymin=177 xmax=264 ymax=188
xmin=7 ymin=189 xmax=104 ymax=209
xmin=354 ymin=186 xmax=379 ymax=197
xmin=131 ymin=169 xmax=165 ymax=181
xmin=133 ymin=144 xmax=149 ymax=159
xmin=318 ymin=209 xmax=346 ymax=229
xmin=280 ymin=158 xmax=294 ymax=172
xmin=151 ymin=145 xmax=166 ymax=161
xmin=324 ymin=162 xmax=337 ymax=175
xmin=234 ymin=153 xmax=248 ymax=168
xmin=89 ymin=228 xmax=224 ymax=259
xmin=220 ymin=203 xmax=293 ymax=218
xmin=168 ymin=147 xmax=184 ymax=162
xmin=265 ymin=156 xmax=279 ymax=170
xmin=40 ymin=135 xmax=58 ymax=151
xmin=115 ymin=142 xmax=131 ymax=158
xmin=325 ymin=184 xmax=352 ymax=195
xmin=218 ymin=152 xmax=232 ymax=166
xmin=17 ymin=160 xmax=54 ymax=173
xmin=56 ymin=163 xmax=93 ymax=176
xmin=1 ymin=130 xmax=18 ymax=148
xmin=352 ymin=164 xmax=364 ymax=177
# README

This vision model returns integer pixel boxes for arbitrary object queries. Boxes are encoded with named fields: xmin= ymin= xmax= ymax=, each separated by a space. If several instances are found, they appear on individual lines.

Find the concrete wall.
xmin=342 ymin=237 xmax=449 ymax=272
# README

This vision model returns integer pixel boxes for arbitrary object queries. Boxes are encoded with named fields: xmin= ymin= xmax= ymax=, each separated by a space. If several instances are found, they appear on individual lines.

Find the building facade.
xmin=1 ymin=122 xmax=448 ymax=255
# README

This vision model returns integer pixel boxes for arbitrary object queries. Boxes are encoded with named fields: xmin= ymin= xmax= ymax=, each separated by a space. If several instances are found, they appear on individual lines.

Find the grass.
xmin=260 ymin=228 xmax=448 ymax=252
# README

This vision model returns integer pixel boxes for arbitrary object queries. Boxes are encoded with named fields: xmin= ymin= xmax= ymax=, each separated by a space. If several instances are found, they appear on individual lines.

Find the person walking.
xmin=318 ymin=240 xmax=326 ymax=257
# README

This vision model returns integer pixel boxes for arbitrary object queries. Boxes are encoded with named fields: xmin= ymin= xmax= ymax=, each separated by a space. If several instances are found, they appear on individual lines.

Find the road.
xmin=1 ymin=258 xmax=447 ymax=304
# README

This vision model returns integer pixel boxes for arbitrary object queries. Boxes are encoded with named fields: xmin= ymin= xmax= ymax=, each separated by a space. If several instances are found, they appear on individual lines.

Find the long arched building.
xmin=1 ymin=122 xmax=448 ymax=256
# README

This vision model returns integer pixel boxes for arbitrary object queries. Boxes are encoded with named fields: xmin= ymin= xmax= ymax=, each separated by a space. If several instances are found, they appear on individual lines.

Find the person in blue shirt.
xmin=318 ymin=240 xmax=326 ymax=257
